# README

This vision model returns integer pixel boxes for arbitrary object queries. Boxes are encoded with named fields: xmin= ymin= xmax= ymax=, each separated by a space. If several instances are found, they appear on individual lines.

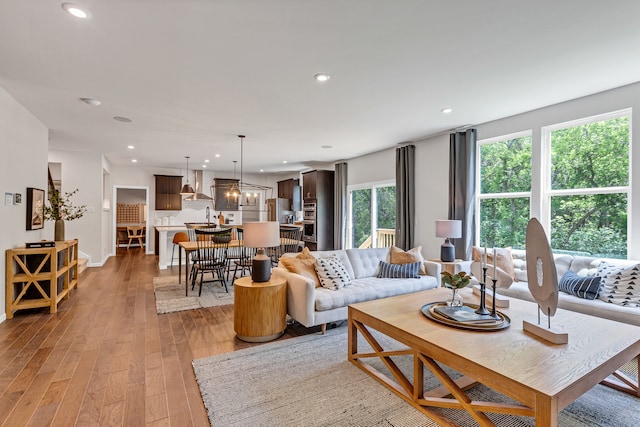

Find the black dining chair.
xmin=191 ymin=228 xmax=231 ymax=296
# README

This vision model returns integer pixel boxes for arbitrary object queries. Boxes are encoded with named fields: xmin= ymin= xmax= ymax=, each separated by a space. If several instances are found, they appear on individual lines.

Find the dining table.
xmin=177 ymin=238 xmax=304 ymax=295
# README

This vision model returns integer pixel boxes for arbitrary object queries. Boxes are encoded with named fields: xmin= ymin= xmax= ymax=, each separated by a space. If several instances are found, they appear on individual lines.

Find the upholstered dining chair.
xmin=191 ymin=228 xmax=231 ymax=296
xmin=126 ymin=226 xmax=146 ymax=249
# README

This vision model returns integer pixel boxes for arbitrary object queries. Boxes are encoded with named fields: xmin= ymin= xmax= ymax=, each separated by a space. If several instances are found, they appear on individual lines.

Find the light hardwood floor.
xmin=0 ymin=248 xmax=318 ymax=426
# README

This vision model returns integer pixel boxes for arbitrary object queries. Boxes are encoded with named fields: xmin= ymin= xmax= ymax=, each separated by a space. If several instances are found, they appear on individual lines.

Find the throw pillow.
xmin=377 ymin=261 xmax=420 ymax=279
xmin=597 ymin=261 xmax=640 ymax=307
xmin=315 ymin=255 xmax=352 ymax=290
xmin=470 ymin=261 xmax=513 ymax=288
xmin=472 ymin=246 xmax=516 ymax=281
xmin=558 ymin=271 xmax=601 ymax=300
xmin=389 ymin=245 xmax=426 ymax=275
xmin=280 ymin=248 xmax=321 ymax=288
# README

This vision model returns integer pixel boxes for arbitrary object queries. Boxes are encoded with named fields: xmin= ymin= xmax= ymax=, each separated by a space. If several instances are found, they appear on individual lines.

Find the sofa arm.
xmin=423 ymin=261 xmax=442 ymax=280
xmin=272 ymin=267 xmax=316 ymax=327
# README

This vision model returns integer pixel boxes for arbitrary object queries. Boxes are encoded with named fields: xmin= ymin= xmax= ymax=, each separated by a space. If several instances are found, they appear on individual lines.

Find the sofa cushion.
xmin=315 ymin=255 xmax=352 ymax=290
xmin=558 ymin=271 xmax=600 ymax=300
xmin=311 ymin=250 xmax=355 ymax=280
xmin=346 ymin=247 xmax=390 ymax=279
xmin=472 ymin=246 xmax=516 ymax=281
xmin=377 ymin=261 xmax=420 ymax=279
xmin=280 ymin=248 xmax=321 ymax=288
xmin=389 ymin=246 xmax=426 ymax=275
xmin=314 ymin=275 xmax=438 ymax=312
xmin=597 ymin=261 xmax=640 ymax=307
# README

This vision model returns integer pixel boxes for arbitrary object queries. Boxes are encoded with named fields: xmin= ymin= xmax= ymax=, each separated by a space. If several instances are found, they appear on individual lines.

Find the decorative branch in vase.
xmin=43 ymin=188 xmax=87 ymax=241
xmin=440 ymin=271 xmax=471 ymax=307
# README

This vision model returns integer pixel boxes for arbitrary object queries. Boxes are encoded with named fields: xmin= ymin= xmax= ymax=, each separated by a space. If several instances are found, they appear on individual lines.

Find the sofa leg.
xmin=321 ymin=324 xmax=326 ymax=334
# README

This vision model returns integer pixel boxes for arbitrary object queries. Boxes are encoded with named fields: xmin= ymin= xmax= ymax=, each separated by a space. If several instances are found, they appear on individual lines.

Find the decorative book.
xmin=434 ymin=305 xmax=497 ymax=323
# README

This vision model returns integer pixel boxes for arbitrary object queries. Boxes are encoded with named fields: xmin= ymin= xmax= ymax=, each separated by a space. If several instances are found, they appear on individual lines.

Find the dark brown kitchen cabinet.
xmin=302 ymin=170 xmax=334 ymax=250
xmin=155 ymin=175 xmax=182 ymax=210
xmin=277 ymin=178 xmax=301 ymax=211
xmin=214 ymin=178 xmax=240 ymax=211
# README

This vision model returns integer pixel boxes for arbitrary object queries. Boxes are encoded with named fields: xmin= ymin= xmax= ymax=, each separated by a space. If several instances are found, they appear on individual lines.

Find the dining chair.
xmin=270 ymin=227 xmax=303 ymax=265
xmin=126 ymin=226 xmax=146 ymax=249
xmin=191 ymin=228 xmax=231 ymax=296
xmin=230 ymin=228 xmax=255 ymax=281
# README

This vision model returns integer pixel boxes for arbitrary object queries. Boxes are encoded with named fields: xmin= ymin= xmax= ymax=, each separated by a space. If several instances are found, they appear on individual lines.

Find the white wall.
xmin=0 ymin=87 xmax=49 ymax=324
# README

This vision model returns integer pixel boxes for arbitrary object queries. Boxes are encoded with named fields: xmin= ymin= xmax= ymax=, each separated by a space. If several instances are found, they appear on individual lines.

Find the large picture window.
xmin=477 ymin=109 xmax=630 ymax=258
xmin=545 ymin=112 xmax=630 ymax=258
xmin=477 ymin=132 xmax=532 ymax=249
xmin=347 ymin=182 xmax=396 ymax=249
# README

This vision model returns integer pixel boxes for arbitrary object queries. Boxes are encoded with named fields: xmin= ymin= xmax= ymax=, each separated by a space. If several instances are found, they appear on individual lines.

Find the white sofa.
xmin=469 ymin=249 xmax=640 ymax=327
xmin=272 ymin=247 xmax=441 ymax=333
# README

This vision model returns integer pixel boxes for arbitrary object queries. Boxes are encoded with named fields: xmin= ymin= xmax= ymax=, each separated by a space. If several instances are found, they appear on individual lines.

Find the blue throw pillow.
xmin=377 ymin=261 xmax=420 ymax=279
xmin=558 ymin=271 xmax=601 ymax=300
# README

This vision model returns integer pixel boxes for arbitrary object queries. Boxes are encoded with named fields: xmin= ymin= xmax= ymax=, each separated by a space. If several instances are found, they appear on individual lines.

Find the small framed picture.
xmin=26 ymin=187 xmax=45 ymax=230
xmin=14 ymin=193 xmax=22 ymax=204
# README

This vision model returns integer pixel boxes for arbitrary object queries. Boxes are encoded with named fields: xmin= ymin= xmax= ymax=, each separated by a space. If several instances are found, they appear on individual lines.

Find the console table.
xmin=5 ymin=240 xmax=79 ymax=319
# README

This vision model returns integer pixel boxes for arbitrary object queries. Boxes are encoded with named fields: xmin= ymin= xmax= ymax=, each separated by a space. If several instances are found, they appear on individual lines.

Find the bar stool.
xmin=170 ymin=232 xmax=189 ymax=267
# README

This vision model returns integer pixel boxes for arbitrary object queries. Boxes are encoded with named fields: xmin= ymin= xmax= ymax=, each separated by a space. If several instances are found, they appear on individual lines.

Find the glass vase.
xmin=447 ymin=287 xmax=463 ymax=307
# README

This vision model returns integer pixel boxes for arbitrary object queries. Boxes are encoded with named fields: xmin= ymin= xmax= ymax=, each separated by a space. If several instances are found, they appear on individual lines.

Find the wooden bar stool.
xmin=170 ymin=232 xmax=189 ymax=267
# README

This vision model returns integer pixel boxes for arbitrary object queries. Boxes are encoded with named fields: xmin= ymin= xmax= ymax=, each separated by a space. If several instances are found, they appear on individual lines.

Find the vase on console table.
xmin=54 ymin=219 xmax=65 ymax=241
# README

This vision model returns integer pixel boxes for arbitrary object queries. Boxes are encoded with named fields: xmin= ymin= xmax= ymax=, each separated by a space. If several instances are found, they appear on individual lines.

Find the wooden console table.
xmin=5 ymin=240 xmax=79 ymax=319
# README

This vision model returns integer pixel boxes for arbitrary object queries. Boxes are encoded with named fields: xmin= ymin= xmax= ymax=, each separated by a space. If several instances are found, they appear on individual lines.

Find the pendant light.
xmin=180 ymin=156 xmax=195 ymax=195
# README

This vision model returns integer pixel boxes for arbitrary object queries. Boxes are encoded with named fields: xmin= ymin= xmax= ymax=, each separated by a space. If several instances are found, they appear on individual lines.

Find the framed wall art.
xmin=26 ymin=187 xmax=45 ymax=230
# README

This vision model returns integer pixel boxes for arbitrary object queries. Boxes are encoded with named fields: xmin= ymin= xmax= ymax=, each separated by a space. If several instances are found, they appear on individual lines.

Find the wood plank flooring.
xmin=0 ymin=248 xmax=319 ymax=426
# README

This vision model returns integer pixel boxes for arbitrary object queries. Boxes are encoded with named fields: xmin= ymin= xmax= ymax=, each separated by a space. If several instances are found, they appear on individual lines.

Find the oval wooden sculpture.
xmin=525 ymin=218 xmax=559 ymax=317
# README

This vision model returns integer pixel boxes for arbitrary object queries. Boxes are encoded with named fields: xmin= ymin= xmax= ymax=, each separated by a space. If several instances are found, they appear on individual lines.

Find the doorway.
xmin=113 ymin=186 xmax=150 ymax=253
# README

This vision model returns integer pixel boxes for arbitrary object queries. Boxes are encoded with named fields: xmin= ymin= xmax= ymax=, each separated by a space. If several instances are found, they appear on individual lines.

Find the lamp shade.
xmin=243 ymin=221 xmax=280 ymax=248
xmin=180 ymin=183 xmax=195 ymax=195
xmin=435 ymin=220 xmax=462 ymax=239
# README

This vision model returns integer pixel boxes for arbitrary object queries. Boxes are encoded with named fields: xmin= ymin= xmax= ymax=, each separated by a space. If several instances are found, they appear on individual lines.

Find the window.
xmin=544 ymin=111 xmax=630 ymax=258
xmin=477 ymin=109 xmax=631 ymax=258
xmin=347 ymin=182 xmax=396 ymax=249
xmin=477 ymin=132 xmax=532 ymax=249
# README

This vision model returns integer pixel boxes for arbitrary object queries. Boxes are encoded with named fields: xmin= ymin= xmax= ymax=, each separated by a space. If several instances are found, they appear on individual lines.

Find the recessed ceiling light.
xmin=214 ymin=154 xmax=221 ymax=158
xmin=282 ymin=160 xmax=288 ymax=164
xmin=127 ymin=145 xmax=135 ymax=149
xmin=314 ymin=73 xmax=331 ymax=82
xmin=79 ymin=97 xmax=101 ymax=106
xmin=131 ymin=159 xmax=138 ymax=163
xmin=202 ymin=165 xmax=207 ymax=168
xmin=113 ymin=116 xmax=132 ymax=122
xmin=441 ymin=107 xmax=453 ymax=114
xmin=321 ymin=145 xmax=333 ymax=149
xmin=204 ymin=159 xmax=210 ymax=163
xmin=62 ymin=3 xmax=91 ymax=19
xmin=260 ymin=169 xmax=264 ymax=172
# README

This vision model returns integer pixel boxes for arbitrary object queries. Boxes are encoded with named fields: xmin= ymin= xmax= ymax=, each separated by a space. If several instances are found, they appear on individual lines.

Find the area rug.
xmin=153 ymin=275 xmax=234 ymax=314
xmin=193 ymin=326 xmax=640 ymax=427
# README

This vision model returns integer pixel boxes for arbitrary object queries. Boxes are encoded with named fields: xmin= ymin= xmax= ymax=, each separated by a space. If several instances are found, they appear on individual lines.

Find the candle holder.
xmin=490 ymin=278 xmax=500 ymax=318
xmin=475 ymin=267 xmax=491 ymax=316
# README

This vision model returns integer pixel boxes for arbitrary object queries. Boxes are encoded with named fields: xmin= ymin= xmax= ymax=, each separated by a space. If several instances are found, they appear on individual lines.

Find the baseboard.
xmin=0 ymin=313 xmax=6 ymax=324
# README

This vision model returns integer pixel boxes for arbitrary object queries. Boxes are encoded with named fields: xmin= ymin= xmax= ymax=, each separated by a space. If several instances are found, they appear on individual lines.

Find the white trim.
xmin=112 ymin=185 xmax=151 ymax=255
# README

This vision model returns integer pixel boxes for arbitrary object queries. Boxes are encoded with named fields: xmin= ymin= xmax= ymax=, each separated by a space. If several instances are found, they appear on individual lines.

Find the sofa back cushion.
xmin=311 ymin=250 xmax=355 ymax=280
xmin=346 ymin=247 xmax=390 ymax=279
xmin=512 ymin=249 xmax=574 ymax=281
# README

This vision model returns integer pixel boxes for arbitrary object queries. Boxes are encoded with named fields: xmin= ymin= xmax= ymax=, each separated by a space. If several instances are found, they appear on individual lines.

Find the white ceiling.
xmin=2 ymin=1 xmax=640 ymax=174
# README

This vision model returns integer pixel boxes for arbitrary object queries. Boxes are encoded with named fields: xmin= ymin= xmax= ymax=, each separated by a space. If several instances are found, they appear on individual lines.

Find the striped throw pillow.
xmin=558 ymin=271 xmax=600 ymax=300
xmin=377 ymin=261 xmax=420 ymax=279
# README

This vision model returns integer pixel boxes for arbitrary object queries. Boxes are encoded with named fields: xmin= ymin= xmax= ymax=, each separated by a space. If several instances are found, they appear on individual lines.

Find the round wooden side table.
xmin=234 ymin=276 xmax=287 ymax=342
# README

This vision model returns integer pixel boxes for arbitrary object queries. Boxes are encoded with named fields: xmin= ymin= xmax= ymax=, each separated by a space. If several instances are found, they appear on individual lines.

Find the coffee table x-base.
xmin=348 ymin=287 xmax=640 ymax=427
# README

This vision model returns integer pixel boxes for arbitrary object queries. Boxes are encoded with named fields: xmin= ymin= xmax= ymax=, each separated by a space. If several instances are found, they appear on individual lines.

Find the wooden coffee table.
xmin=348 ymin=287 xmax=640 ymax=427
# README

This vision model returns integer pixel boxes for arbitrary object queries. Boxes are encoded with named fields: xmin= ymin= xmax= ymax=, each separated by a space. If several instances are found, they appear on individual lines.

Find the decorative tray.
xmin=421 ymin=302 xmax=511 ymax=331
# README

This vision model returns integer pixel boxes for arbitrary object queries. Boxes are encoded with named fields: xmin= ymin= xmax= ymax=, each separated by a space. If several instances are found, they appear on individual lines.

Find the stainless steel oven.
xmin=303 ymin=202 xmax=316 ymax=221
xmin=302 ymin=220 xmax=316 ymax=243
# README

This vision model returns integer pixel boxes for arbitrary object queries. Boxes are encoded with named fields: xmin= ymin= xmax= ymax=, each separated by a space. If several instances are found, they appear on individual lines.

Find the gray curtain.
xmin=396 ymin=145 xmax=415 ymax=250
xmin=334 ymin=162 xmax=348 ymax=249
xmin=448 ymin=130 xmax=477 ymax=260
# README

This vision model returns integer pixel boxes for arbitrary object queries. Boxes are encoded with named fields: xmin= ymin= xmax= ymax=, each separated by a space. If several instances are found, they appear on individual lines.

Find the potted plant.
xmin=440 ymin=271 xmax=471 ymax=307
xmin=44 ymin=188 xmax=87 ymax=241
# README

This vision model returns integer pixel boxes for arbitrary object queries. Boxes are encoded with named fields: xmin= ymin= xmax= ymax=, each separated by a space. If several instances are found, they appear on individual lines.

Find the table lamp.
xmin=243 ymin=221 xmax=280 ymax=282
xmin=435 ymin=220 xmax=462 ymax=262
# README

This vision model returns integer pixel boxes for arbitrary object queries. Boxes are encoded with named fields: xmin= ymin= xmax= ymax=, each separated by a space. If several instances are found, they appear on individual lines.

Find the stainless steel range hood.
xmin=183 ymin=170 xmax=213 ymax=201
